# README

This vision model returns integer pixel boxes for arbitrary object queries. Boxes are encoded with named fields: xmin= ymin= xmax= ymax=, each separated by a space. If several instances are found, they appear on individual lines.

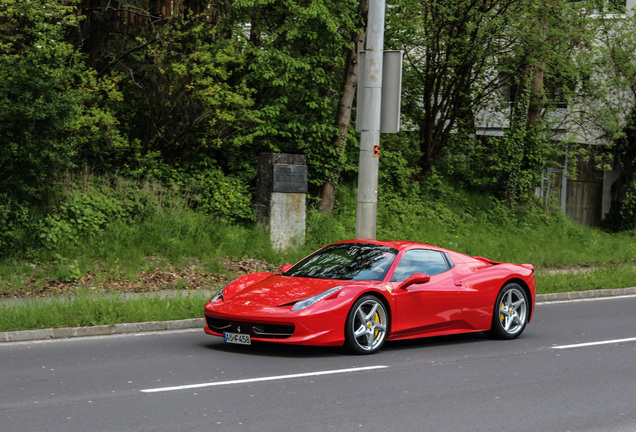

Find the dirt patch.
xmin=3 ymin=258 xmax=281 ymax=299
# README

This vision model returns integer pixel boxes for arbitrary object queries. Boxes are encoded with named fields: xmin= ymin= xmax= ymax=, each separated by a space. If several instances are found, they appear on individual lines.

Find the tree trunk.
xmin=502 ymin=11 xmax=548 ymax=207
xmin=85 ymin=0 xmax=103 ymax=69
xmin=526 ymin=17 xmax=548 ymax=130
xmin=317 ymin=0 xmax=369 ymax=213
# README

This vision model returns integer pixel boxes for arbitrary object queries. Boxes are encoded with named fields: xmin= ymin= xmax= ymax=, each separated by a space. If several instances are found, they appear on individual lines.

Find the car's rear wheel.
xmin=345 ymin=295 xmax=388 ymax=354
xmin=487 ymin=282 xmax=528 ymax=339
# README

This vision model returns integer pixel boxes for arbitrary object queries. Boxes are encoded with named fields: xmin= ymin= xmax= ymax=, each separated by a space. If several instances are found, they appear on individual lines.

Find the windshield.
xmin=284 ymin=243 xmax=397 ymax=281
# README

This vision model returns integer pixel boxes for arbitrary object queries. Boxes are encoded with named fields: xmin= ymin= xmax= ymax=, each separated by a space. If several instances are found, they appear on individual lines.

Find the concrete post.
xmin=256 ymin=153 xmax=307 ymax=251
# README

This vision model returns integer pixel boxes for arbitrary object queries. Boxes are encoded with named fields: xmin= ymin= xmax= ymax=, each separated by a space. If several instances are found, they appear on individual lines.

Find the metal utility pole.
xmin=355 ymin=0 xmax=385 ymax=239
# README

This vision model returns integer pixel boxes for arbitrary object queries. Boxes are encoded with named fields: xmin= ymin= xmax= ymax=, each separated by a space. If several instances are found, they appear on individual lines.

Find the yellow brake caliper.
xmin=373 ymin=312 xmax=380 ymax=338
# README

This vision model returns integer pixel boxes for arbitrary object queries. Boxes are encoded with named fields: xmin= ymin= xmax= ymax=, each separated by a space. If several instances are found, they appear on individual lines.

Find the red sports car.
xmin=204 ymin=239 xmax=536 ymax=354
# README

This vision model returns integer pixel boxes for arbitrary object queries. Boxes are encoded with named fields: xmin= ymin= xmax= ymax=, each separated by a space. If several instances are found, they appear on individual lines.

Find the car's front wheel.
xmin=345 ymin=295 xmax=388 ymax=354
xmin=487 ymin=282 xmax=529 ymax=339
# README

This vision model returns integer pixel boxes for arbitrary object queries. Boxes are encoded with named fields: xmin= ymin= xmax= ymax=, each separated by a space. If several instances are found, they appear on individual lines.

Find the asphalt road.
xmin=1 ymin=295 xmax=636 ymax=432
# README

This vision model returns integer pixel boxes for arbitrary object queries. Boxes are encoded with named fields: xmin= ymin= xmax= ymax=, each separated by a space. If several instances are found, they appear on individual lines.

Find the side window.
xmin=390 ymin=249 xmax=450 ymax=282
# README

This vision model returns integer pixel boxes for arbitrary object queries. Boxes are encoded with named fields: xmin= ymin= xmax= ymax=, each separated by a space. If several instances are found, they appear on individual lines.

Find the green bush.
xmin=176 ymin=169 xmax=255 ymax=222
xmin=0 ymin=196 xmax=31 ymax=255
xmin=0 ymin=1 xmax=126 ymax=203
xmin=118 ymin=156 xmax=255 ymax=223
xmin=38 ymin=189 xmax=131 ymax=249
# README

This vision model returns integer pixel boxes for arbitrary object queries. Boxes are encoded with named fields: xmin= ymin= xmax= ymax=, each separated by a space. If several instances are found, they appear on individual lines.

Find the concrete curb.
xmin=2 ymin=287 xmax=635 ymax=343
xmin=0 ymin=318 xmax=205 ymax=343
xmin=537 ymin=286 xmax=636 ymax=303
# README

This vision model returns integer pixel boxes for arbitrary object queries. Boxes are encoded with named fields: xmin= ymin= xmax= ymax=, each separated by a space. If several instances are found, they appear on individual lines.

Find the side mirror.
xmin=281 ymin=264 xmax=293 ymax=274
xmin=398 ymin=272 xmax=431 ymax=290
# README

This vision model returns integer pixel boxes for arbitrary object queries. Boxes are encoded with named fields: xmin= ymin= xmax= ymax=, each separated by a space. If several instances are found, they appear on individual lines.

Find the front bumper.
xmin=203 ymin=301 xmax=349 ymax=346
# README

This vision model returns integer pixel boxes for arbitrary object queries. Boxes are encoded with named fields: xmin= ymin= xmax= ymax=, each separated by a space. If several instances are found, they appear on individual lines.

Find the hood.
xmin=224 ymin=274 xmax=345 ymax=308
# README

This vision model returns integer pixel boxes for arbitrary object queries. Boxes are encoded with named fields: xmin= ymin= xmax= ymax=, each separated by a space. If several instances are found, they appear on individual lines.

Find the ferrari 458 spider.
xmin=204 ymin=239 xmax=536 ymax=354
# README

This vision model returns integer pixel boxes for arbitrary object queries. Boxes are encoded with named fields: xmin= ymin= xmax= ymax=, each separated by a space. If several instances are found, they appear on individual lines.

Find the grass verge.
xmin=0 ymin=292 xmax=211 ymax=332
xmin=536 ymin=264 xmax=636 ymax=294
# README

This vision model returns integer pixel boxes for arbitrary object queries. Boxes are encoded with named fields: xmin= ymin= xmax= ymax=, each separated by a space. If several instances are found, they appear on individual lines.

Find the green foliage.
xmin=599 ymin=106 xmax=636 ymax=233
xmin=0 ymin=170 xmax=255 ymax=262
xmin=372 ymin=169 xmax=636 ymax=268
xmin=108 ymin=9 xmax=260 ymax=177
xmin=603 ymin=179 xmax=636 ymax=232
xmin=1 ymin=0 xmax=636 ymax=332
xmin=571 ymin=0 xmax=633 ymax=145
xmin=0 ymin=0 xmax=635 ymax=272
xmin=0 ymin=0 xmax=127 ymax=202
xmin=585 ymin=12 xmax=636 ymax=232
xmin=171 ymin=168 xmax=255 ymax=222
xmin=448 ymin=126 xmax=552 ymax=205
xmin=0 ymin=196 xmax=31 ymax=255
xmin=237 ymin=0 xmax=360 ymax=188
xmin=619 ymin=183 xmax=636 ymax=231
xmin=69 ymin=72 xmax=129 ymax=171
xmin=52 ymin=259 xmax=83 ymax=284
xmin=0 ymin=5 xmax=78 ymax=199
xmin=378 ymin=132 xmax=423 ymax=199
xmin=32 ymin=169 xmax=256 ymax=259
xmin=386 ymin=0 xmax=601 ymax=208
xmin=118 ymin=156 xmax=255 ymax=222
xmin=38 ymin=190 xmax=130 ymax=250
xmin=304 ymin=184 xmax=360 ymax=251
xmin=387 ymin=0 xmax=519 ymax=173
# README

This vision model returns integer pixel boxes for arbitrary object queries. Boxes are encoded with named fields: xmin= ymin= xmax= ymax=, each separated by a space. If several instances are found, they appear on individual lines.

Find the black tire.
xmin=486 ymin=282 xmax=529 ymax=340
xmin=344 ymin=295 xmax=389 ymax=355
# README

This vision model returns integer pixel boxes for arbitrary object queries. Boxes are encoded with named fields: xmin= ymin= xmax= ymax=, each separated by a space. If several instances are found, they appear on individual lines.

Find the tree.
xmin=0 ymin=0 xmax=123 ymax=201
xmin=386 ymin=0 xmax=520 ymax=175
xmin=235 ymin=0 xmax=362 ymax=191
xmin=71 ymin=0 xmax=261 ymax=176
xmin=581 ymin=3 xmax=636 ymax=230
xmin=387 ymin=0 xmax=600 ymax=206
xmin=120 ymin=14 xmax=259 ymax=171
xmin=496 ymin=0 xmax=596 ymax=205
xmin=317 ymin=0 xmax=369 ymax=213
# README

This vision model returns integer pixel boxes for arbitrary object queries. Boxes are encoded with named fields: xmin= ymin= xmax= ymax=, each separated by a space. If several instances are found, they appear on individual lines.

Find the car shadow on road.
xmin=383 ymin=332 xmax=489 ymax=352
xmin=199 ymin=339 xmax=346 ymax=358
xmin=197 ymin=331 xmax=501 ymax=358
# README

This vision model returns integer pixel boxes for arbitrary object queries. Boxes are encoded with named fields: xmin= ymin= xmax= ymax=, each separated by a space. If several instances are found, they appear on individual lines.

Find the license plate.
xmin=223 ymin=332 xmax=251 ymax=345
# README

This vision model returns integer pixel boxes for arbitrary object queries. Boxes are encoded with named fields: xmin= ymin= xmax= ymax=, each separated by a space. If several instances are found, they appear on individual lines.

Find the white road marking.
xmin=140 ymin=365 xmax=389 ymax=393
xmin=552 ymin=337 xmax=636 ymax=350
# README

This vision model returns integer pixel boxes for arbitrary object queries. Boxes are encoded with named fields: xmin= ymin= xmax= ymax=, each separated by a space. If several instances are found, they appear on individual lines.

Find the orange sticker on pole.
xmin=373 ymin=145 xmax=380 ymax=157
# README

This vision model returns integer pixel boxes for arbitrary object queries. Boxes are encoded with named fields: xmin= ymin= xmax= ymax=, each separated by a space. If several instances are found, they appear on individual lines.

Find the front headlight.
xmin=209 ymin=287 xmax=225 ymax=303
xmin=291 ymin=286 xmax=344 ymax=311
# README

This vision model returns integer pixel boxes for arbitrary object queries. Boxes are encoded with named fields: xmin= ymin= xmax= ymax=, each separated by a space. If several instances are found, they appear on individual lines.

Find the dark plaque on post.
xmin=272 ymin=164 xmax=308 ymax=194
